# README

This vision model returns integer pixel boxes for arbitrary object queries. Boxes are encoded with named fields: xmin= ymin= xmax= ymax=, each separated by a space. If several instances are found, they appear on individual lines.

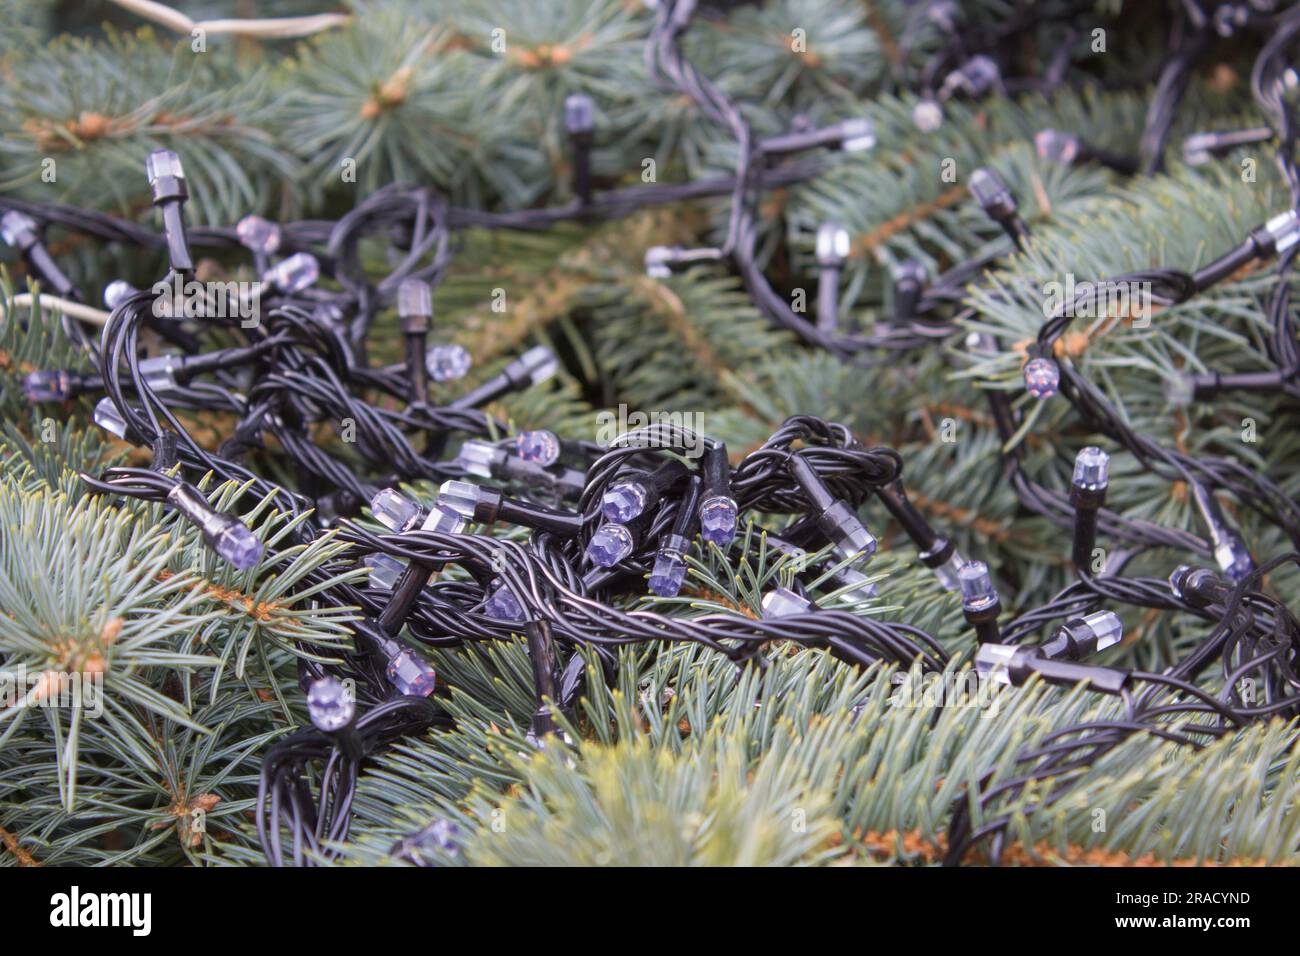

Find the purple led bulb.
xmin=585 ymin=523 xmax=634 ymax=568
xmin=698 ymin=495 xmax=738 ymax=548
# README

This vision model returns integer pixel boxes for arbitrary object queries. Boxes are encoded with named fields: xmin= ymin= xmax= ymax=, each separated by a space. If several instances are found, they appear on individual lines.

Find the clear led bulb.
xmin=761 ymin=587 xmax=813 ymax=618
xmin=958 ymin=560 xmax=998 ymax=613
xmin=307 ymin=676 xmax=355 ymax=733
xmin=1071 ymin=446 xmax=1110 ymax=492
xmin=369 ymin=488 xmax=420 ymax=532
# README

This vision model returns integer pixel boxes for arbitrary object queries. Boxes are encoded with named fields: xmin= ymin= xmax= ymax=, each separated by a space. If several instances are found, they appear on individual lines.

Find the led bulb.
xmin=1165 ymin=372 xmax=1196 ymax=408
xmin=815 ymin=222 xmax=851 ymax=267
xmin=648 ymin=552 xmax=688 ymax=598
xmin=958 ymin=560 xmax=998 ymax=612
xmin=974 ymin=643 xmax=1018 ymax=685
xmin=1078 ymin=610 xmax=1123 ymax=653
xmin=516 ymin=346 xmax=558 ymax=386
xmin=392 ymin=819 xmax=460 ymax=865
xmin=455 ymin=440 xmax=500 ymax=479
xmin=211 ymin=521 xmax=263 ymax=570
xmin=421 ymin=503 xmax=466 ymax=535
xmin=564 ymin=93 xmax=595 ymax=134
xmin=1264 ymin=209 xmax=1300 ymax=254
xmin=837 ymin=117 xmax=876 ymax=152
xmin=585 ymin=523 xmax=634 ymax=568
xmin=436 ymin=480 xmax=480 ymax=519
xmin=831 ymin=566 xmax=878 ymax=603
xmin=103 ymin=280 xmax=140 ymax=310
xmin=139 ymin=354 xmax=180 ymax=393
xmin=363 ymin=552 xmax=407 ymax=590
xmin=645 ymin=246 xmax=675 ymax=278
xmin=307 ymin=676 xmax=355 ymax=733
xmin=385 ymin=646 xmax=437 ymax=697
xmin=0 ymin=211 xmax=37 ymax=249
xmin=601 ymin=479 xmax=649 ymax=523
xmin=932 ymin=551 xmax=967 ymax=592
xmin=397 ymin=278 xmax=433 ymax=321
xmin=369 ymin=488 xmax=421 ymax=532
xmin=1023 ymin=356 xmax=1060 ymax=399
xmin=264 ymin=252 xmax=320 ymax=293
xmin=970 ymin=167 xmax=1016 ymax=217
xmin=1071 ymin=446 xmax=1110 ymax=492
xmin=515 ymin=430 xmax=560 ymax=466
xmin=425 ymin=344 xmax=471 ymax=382
xmin=235 ymin=215 xmax=282 ymax=255
xmin=484 ymin=580 xmax=524 ymax=621
xmin=145 ymin=148 xmax=185 ymax=184
xmin=698 ymin=495 xmax=738 ymax=547
xmin=93 ymin=397 xmax=127 ymax=438
xmin=22 ymin=370 xmax=72 ymax=403
xmin=761 ymin=587 xmax=813 ymax=618
xmin=912 ymin=100 xmax=943 ymax=132
xmin=1035 ymin=129 xmax=1079 ymax=165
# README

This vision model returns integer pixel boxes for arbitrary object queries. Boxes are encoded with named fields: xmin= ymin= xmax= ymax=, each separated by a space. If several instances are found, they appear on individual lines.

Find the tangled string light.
xmin=3 ymin=0 xmax=1300 ymax=866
